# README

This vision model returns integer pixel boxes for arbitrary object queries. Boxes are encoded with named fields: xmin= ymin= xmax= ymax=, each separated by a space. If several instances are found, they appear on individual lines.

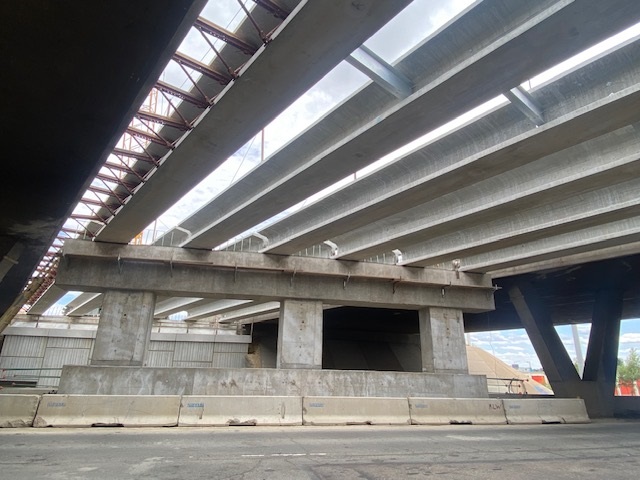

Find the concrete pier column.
xmin=508 ymin=282 xmax=580 ymax=397
xmin=419 ymin=307 xmax=468 ymax=374
xmin=277 ymin=299 xmax=323 ymax=369
xmin=583 ymin=288 xmax=624 ymax=384
xmin=90 ymin=290 xmax=156 ymax=366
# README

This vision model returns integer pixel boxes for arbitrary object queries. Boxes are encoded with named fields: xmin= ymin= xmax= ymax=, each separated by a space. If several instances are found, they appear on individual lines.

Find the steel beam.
xmin=135 ymin=110 xmax=190 ymax=131
xmin=155 ymin=80 xmax=208 ymax=108
xmin=194 ymin=17 xmax=258 ymax=55
xmin=346 ymin=45 xmax=413 ymax=99
xmin=172 ymin=51 xmax=232 ymax=85
xmin=112 ymin=147 xmax=159 ymax=164
xmin=504 ymin=85 xmax=545 ymax=125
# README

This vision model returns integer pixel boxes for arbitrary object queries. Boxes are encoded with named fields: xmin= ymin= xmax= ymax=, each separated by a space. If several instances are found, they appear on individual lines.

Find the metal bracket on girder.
xmin=324 ymin=240 xmax=339 ymax=257
xmin=441 ymin=281 xmax=452 ymax=297
xmin=343 ymin=272 xmax=351 ymax=289
xmin=117 ymin=254 xmax=122 ymax=274
xmin=253 ymin=232 xmax=269 ymax=248
xmin=290 ymin=268 xmax=296 ymax=287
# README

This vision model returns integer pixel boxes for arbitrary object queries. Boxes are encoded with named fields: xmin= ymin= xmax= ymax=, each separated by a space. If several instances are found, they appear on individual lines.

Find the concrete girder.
xmin=335 ymin=130 xmax=640 ymax=262
xmin=460 ymin=216 xmax=640 ymax=274
xmin=401 ymin=178 xmax=640 ymax=267
xmin=60 ymin=240 xmax=492 ymax=291
xmin=256 ymin=36 xmax=640 ymax=256
xmin=65 ymin=293 xmax=103 ymax=317
xmin=55 ymin=245 xmax=494 ymax=313
xmin=26 ymin=284 xmax=66 ymax=315
xmin=218 ymin=302 xmax=280 ymax=324
xmin=153 ymin=297 xmax=208 ymax=318
xmin=179 ymin=0 xmax=640 ymax=250
xmin=183 ymin=299 xmax=255 ymax=321
xmin=94 ymin=0 xmax=412 ymax=244
xmin=155 ymin=0 xmax=542 ymax=249
xmin=491 ymin=241 xmax=640 ymax=279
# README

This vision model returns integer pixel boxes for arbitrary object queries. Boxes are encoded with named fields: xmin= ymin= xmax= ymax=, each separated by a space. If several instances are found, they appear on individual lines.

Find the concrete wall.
xmin=57 ymin=365 xmax=489 ymax=398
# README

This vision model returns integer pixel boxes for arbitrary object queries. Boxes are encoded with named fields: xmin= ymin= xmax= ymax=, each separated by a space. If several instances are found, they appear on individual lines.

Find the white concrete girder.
xmin=218 ymin=302 xmax=280 ymax=324
xmin=257 ymin=37 xmax=640 ymax=256
xmin=183 ymin=299 xmax=255 ymax=321
xmin=96 ymin=0 xmax=412 ymax=244
xmin=333 ymin=124 xmax=640 ymax=261
xmin=181 ymin=0 xmax=640 ymax=250
xmin=26 ymin=284 xmax=66 ymax=315
xmin=65 ymin=292 xmax=102 ymax=317
xmin=154 ymin=297 xmax=208 ymax=318
xmin=401 ymin=178 xmax=640 ymax=267
xmin=491 ymin=241 xmax=640 ymax=278
xmin=460 ymin=216 xmax=640 ymax=273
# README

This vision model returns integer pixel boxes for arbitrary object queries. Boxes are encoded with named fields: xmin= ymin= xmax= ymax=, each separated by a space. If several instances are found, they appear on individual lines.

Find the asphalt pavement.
xmin=0 ymin=420 xmax=639 ymax=479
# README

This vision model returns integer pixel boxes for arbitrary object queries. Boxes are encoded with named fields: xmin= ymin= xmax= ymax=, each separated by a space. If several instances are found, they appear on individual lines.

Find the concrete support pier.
xmin=91 ymin=290 xmax=156 ymax=366
xmin=419 ymin=307 xmax=468 ymax=374
xmin=277 ymin=299 xmax=323 ymax=369
xmin=509 ymin=281 xmax=628 ymax=417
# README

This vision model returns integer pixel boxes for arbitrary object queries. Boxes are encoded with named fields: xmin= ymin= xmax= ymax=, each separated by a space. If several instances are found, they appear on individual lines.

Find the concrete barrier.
xmin=0 ymin=394 xmax=41 ymax=427
xmin=409 ymin=398 xmax=507 ymax=425
xmin=503 ymin=398 xmax=590 ymax=424
xmin=33 ymin=394 xmax=181 ymax=427
xmin=179 ymin=396 xmax=302 ymax=426
xmin=302 ymin=396 xmax=410 ymax=425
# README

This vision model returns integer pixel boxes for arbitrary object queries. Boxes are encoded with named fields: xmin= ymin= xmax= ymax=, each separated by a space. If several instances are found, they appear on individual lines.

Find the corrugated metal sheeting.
xmin=0 ymin=335 xmax=92 ymax=387
xmin=146 ymin=339 xmax=246 ymax=368
xmin=0 ymin=333 xmax=249 ymax=386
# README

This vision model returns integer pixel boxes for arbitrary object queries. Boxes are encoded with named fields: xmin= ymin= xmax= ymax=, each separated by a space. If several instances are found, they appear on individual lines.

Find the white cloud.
xmin=620 ymin=332 xmax=640 ymax=344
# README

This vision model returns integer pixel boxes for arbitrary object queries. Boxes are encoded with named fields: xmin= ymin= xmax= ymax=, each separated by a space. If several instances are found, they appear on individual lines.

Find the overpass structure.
xmin=3 ymin=0 xmax=640 ymax=416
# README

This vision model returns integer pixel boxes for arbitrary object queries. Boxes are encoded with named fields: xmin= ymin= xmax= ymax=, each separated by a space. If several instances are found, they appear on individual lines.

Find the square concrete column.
xmin=419 ymin=307 xmax=468 ymax=374
xmin=90 ymin=290 xmax=156 ymax=366
xmin=277 ymin=299 xmax=323 ymax=369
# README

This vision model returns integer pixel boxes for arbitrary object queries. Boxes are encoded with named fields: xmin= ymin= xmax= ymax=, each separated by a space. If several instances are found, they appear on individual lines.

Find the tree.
xmin=618 ymin=348 xmax=640 ymax=391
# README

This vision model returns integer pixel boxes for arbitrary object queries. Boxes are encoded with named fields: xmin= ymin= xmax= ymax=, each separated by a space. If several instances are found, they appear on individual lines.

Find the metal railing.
xmin=486 ymin=377 xmax=528 ymax=395
xmin=0 ymin=368 xmax=61 ymax=388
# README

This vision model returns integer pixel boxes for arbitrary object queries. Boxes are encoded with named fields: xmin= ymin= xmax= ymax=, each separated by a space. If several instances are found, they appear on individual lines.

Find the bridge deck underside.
xmin=24 ymin=0 xmax=640 ymax=330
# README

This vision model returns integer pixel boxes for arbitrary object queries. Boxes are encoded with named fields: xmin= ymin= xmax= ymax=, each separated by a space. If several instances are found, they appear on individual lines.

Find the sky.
xmin=54 ymin=1 xmax=640 ymax=371
xmin=468 ymin=319 xmax=640 ymax=371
